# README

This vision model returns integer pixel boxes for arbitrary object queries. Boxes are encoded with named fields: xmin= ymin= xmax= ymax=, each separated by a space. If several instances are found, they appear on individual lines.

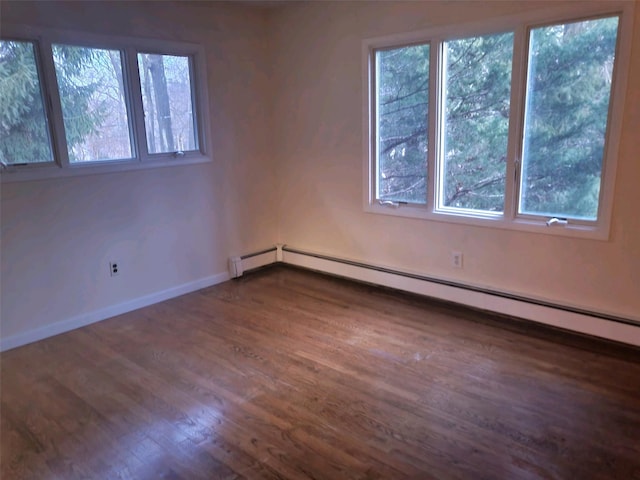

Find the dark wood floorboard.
xmin=2 ymin=265 xmax=640 ymax=479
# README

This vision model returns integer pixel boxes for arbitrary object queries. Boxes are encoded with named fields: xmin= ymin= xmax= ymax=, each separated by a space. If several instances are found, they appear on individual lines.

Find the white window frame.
xmin=363 ymin=2 xmax=634 ymax=240
xmin=0 ymin=24 xmax=211 ymax=182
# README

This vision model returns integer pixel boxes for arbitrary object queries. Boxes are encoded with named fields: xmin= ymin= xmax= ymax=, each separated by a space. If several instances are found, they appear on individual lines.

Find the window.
xmin=376 ymin=43 xmax=430 ymax=204
xmin=138 ymin=53 xmax=197 ymax=155
xmin=0 ymin=27 xmax=210 ymax=181
xmin=365 ymin=3 xmax=633 ymax=238
xmin=52 ymin=44 xmax=134 ymax=162
xmin=0 ymin=40 xmax=54 ymax=165
xmin=519 ymin=17 xmax=618 ymax=221
xmin=439 ymin=32 xmax=513 ymax=214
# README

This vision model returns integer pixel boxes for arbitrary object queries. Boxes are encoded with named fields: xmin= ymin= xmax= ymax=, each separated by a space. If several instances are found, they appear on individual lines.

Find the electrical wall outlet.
xmin=451 ymin=251 xmax=463 ymax=269
xmin=109 ymin=262 xmax=120 ymax=276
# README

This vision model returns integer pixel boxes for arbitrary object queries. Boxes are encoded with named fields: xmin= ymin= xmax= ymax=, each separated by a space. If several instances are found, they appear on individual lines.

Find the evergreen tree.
xmin=377 ymin=44 xmax=429 ymax=203
xmin=377 ymin=16 xmax=618 ymax=219
xmin=443 ymin=32 xmax=513 ymax=211
xmin=0 ymin=41 xmax=52 ymax=164
xmin=521 ymin=17 xmax=618 ymax=219
xmin=0 ymin=41 xmax=99 ymax=165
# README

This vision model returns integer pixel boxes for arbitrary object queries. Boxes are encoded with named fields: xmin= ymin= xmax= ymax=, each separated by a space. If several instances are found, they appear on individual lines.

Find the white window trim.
xmin=0 ymin=24 xmax=212 ymax=183
xmin=362 ymin=2 xmax=634 ymax=240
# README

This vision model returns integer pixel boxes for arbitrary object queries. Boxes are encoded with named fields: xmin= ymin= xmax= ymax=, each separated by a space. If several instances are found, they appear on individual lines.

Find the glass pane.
xmin=376 ymin=44 xmax=429 ymax=203
xmin=138 ymin=53 xmax=197 ymax=154
xmin=0 ymin=40 xmax=54 ymax=165
xmin=520 ymin=16 xmax=619 ymax=220
xmin=441 ymin=32 xmax=513 ymax=213
xmin=53 ymin=44 xmax=133 ymax=162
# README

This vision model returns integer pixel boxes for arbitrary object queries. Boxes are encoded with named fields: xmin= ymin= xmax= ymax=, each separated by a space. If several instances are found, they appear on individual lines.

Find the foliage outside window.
xmin=0 ymin=40 xmax=54 ymax=165
xmin=138 ymin=53 xmax=196 ymax=154
xmin=376 ymin=44 xmax=429 ymax=204
xmin=519 ymin=17 xmax=618 ymax=221
xmin=52 ymin=44 xmax=134 ymax=162
xmin=367 ymin=5 xmax=632 ymax=238
xmin=440 ymin=32 xmax=513 ymax=213
xmin=0 ymin=28 xmax=209 ymax=180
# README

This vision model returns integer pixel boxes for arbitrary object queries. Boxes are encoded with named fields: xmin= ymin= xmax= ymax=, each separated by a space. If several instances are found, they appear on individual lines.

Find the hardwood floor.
xmin=2 ymin=265 xmax=640 ymax=480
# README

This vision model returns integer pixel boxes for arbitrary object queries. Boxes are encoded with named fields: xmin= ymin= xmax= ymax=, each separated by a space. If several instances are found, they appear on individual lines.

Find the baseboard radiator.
xmin=229 ymin=247 xmax=280 ymax=277
xmin=230 ymin=245 xmax=640 ymax=347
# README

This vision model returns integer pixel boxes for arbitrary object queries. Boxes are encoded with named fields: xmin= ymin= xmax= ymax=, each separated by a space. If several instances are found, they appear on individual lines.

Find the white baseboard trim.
xmin=5 ymin=244 xmax=639 ymax=352
xmin=0 ymin=271 xmax=230 ymax=352
xmin=281 ymin=247 xmax=640 ymax=347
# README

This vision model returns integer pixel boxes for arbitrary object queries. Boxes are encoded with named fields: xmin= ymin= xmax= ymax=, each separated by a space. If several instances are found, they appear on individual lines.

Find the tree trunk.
xmin=140 ymin=55 xmax=157 ymax=151
xmin=147 ymin=55 xmax=174 ymax=152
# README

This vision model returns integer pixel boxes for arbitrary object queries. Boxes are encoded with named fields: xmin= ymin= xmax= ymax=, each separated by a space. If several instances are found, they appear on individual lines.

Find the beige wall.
xmin=271 ymin=1 xmax=640 ymax=320
xmin=1 ymin=0 xmax=638 ymax=345
xmin=0 ymin=1 xmax=276 ymax=339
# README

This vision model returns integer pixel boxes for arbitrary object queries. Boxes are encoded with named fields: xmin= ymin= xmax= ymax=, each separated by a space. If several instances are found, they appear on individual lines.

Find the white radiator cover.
xmin=3 ymin=244 xmax=636 ymax=352
xmin=230 ymin=245 xmax=640 ymax=347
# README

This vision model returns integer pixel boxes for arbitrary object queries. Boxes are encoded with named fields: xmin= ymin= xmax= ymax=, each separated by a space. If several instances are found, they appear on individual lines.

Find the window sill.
xmin=1 ymin=154 xmax=211 ymax=183
xmin=364 ymin=202 xmax=609 ymax=241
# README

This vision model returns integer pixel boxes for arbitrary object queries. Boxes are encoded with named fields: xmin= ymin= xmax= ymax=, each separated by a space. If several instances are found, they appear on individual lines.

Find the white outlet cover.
xmin=451 ymin=252 xmax=463 ymax=268
xmin=110 ymin=262 xmax=120 ymax=276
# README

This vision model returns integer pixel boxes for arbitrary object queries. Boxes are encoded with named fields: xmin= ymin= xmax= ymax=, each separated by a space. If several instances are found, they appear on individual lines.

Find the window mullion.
xmin=504 ymin=25 xmax=528 ymax=221
xmin=371 ymin=47 xmax=380 ymax=202
xmin=125 ymin=47 xmax=147 ymax=162
xmin=189 ymin=55 xmax=203 ymax=154
xmin=426 ymin=38 xmax=441 ymax=211
xmin=119 ymin=47 xmax=140 ymax=162
xmin=38 ymin=39 xmax=70 ymax=168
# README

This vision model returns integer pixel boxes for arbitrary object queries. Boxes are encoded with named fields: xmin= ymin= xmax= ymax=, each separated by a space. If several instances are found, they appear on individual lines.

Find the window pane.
xmin=520 ymin=17 xmax=619 ymax=220
xmin=138 ymin=53 xmax=197 ymax=154
xmin=53 ymin=44 xmax=133 ymax=163
xmin=440 ymin=32 xmax=513 ymax=213
xmin=376 ymin=44 xmax=429 ymax=203
xmin=0 ymin=40 xmax=54 ymax=165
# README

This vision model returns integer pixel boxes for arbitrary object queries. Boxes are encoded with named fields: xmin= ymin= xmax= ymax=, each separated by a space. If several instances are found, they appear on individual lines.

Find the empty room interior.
xmin=1 ymin=0 xmax=640 ymax=478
